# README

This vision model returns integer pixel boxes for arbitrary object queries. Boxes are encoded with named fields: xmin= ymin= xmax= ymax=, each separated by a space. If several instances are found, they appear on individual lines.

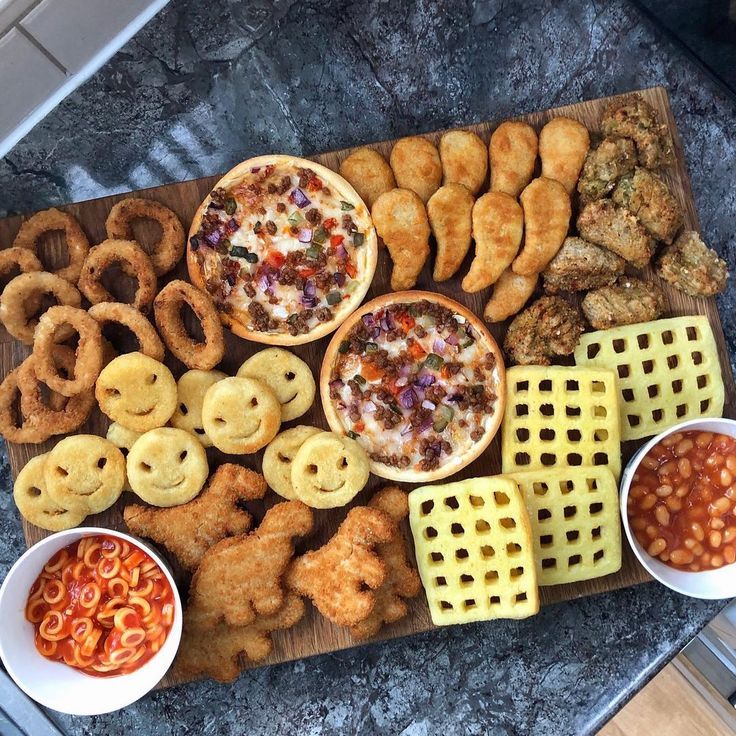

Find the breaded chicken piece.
xmin=539 ymin=117 xmax=590 ymax=194
xmin=657 ymin=230 xmax=729 ymax=297
xmin=490 ymin=121 xmax=538 ymax=197
xmin=581 ymin=277 xmax=665 ymax=330
xmin=339 ymin=147 xmax=396 ymax=209
xmin=439 ymin=130 xmax=488 ymax=195
xmin=577 ymin=137 xmax=637 ymax=204
xmin=542 ymin=237 xmax=626 ymax=293
xmin=484 ymin=269 xmax=538 ymax=323
xmin=390 ymin=136 xmax=442 ymax=203
xmin=427 ymin=183 xmax=474 ymax=281
xmin=576 ymin=199 xmax=654 ymax=268
xmin=612 ymin=167 xmax=683 ymax=244
xmin=601 ymin=94 xmax=673 ymax=169
xmin=504 ymin=296 xmax=584 ymax=365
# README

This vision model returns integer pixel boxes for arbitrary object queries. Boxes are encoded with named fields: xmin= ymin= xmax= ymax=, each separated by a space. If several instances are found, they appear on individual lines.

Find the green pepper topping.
xmin=224 ymin=197 xmax=237 ymax=215
xmin=287 ymin=211 xmax=304 ymax=226
xmin=346 ymin=281 xmax=360 ymax=294
xmin=287 ymin=314 xmax=300 ymax=325
xmin=347 ymin=430 xmax=360 ymax=440
xmin=305 ymin=245 xmax=322 ymax=260
xmin=216 ymin=239 xmax=229 ymax=255
xmin=312 ymin=226 xmax=327 ymax=245
xmin=408 ymin=304 xmax=420 ymax=317
xmin=364 ymin=342 xmax=378 ymax=353
xmin=229 ymin=245 xmax=248 ymax=258
xmin=245 ymin=251 xmax=259 ymax=264
xmin=433 ymin=404 xmax=454 ymax=433
xmin=353 ymin=374 xmax=367 ymax=386
xmin=423 ymin=353 xmax=444 ymax=370
xmin=459 ymin=331 xmax=475 ymax=349
xmin=352 ymin=231 xmax=365 ymax=246
xmin=326 ymin=291 xmax=342 ymax=306
xmin=253 ymin=221 xmax=262 ymax=234
xmin=338 ymin=340 xmax=351 ymax=354
xmin=340 ymin=201 xmax=355 ymax=211
xmin=389 ymin=402 xmax=402 ymax=415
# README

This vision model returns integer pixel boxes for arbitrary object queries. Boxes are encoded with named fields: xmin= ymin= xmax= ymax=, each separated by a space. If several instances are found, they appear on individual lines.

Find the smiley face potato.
xmin=262 ymin=425 xmax=322 ymax=500
xmin=170 ymin=369 xmax=227 ymax=447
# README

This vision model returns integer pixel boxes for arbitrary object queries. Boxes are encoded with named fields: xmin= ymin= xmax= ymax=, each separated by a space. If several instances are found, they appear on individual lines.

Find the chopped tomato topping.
xmin=298 ymin=267 xmax=317 ymax=277
xmin=408 ymin=340 xmax=426 ymax=360
xmin=306 ymin=177 xmax=323 ymax=192
xmin=361 ymin=363 xmax=383 ymax=382
xmin=396 ymin=313 xmax=415 ymax=331
xmin=266 ymin=251 xmax=285 ymax=269
xmin=441 ymin=364 xmax=452 ymax=379
xmin=330 ymin=234 xmax=345 ymax=248
xmin=322 ymin=217 xmax=338 ymax=231
xmin=353 ymin=420 xmax=365 ymax=433
xmin=345 ymin=261 xmax=357 ymax=278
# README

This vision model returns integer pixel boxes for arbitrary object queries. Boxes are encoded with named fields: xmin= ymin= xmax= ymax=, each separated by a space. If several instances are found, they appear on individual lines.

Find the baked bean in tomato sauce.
xmin=627 ymin=430 xmax=736 ymax=572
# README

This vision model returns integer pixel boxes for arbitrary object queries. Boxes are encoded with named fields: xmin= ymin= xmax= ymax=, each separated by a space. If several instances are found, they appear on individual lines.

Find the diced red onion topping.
xmin=445 ymin=332 xmax=459 ymax=346
xmin=335 ymin=244 xmax=348 ymax=260
xmin=298 ymin=227 xmax=313 ymax=243
xmin=398 ymin=387 xmax=417 ymax=409
xmin=304 ymin=280 xmax=316 ymax=298
xmin=364 ymin=401 xmax=377 ymax=413
xmin=400 ymin=424 xmax=413 ymax=437
xmin=433 ymin=337 xmax=446 ymax=353
xmin=290 ymin=188 xmax=311 ymax=208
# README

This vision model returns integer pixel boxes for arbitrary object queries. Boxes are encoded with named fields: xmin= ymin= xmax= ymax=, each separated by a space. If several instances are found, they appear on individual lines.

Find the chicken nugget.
xmin=542 ymin=237 xmax=626 ymax=294
xmin=581 ymin=276 xmax=665 ymax=330
xmin=389 ymin=136 xmax=442 ymax=203
xmin=339 ymin=147 xmax=396 ymax=210
xmin=462 ymin=192 xmax=523 ymax=292
xmin=656 ymin=230 xmax=729 ymax=298
xmin=427 ymin=183 xmax=474 ymax=281
xmin=577 ymin=137 xmax=637 ymax=204
xmin=372 ymin=189 xmax=430 ymax=290
xmin=489 ymin=121 xmax=538 ymax=197
xmin=512 ymin=177 xmax=571 ymax=276
xmin=439 ymin=130 xmax=488 ymax=195
xmin=539 ymin=117 xmax=590 ymax=194
xmin=483 ymin=269 xmax=538 ymax=323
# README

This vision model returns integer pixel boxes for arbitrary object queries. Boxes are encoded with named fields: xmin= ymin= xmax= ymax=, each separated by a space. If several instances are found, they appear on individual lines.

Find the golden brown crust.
xmin=439 ymin=130 xmax=488 ymax=195
xmin=427 ymin=183 xmax=474 ymax=282
xmin=538 ymin=117 xmax=590 ymax=195
xmin=489 ymin=121 xmax=538 ymax=197
xmin=88 ymin=301 xmax=165 ymax=362
xmin=483 ymin=269 xmax=538 ymax=323
xmin=389 ymin=136 xmax=442 ymax=203
xmin=339 ymin=147 xmax=396 ymax=209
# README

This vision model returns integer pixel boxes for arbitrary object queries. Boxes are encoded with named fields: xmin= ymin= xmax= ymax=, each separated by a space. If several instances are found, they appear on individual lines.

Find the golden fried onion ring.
xmin=0 ymin=247 xmax=43 ymax=292
xmin=88 ymin=301 xmax=165 ymax=361
xmin=0 ymin=367 xmax=51 ymax=444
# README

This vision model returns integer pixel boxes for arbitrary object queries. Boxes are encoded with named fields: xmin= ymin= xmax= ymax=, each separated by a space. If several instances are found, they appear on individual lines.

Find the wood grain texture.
xmin=1 ymin=87 xmax=733 ymax=686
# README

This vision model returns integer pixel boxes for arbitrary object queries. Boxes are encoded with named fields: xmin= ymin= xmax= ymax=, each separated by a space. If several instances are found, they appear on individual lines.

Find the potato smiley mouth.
xmin=318 ymin=480 xmax=347 ymax=494
xmin=151 ymin=476 xmax=185 ymax=490
xmin=129 ymin=406 xmax=156 ymax=417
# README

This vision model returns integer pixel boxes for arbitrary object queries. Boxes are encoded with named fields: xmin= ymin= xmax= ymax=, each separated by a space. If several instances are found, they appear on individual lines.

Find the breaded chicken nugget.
xmin=439 ymin=130 xmax=488 ymax=195
xmin=483 ymin=269 xmax=538 ymax=323
xmin=339 ymin=147 xmax=396 ymax=210
xmin=462 ymin=192 xmax=523 ymax=292
xmin=512 ymin=177 xmax=571 ymax=276
xmin=539 ymin=117 xmax=590 ymax=194
xmin=542 ymin=237 xmax=626 ymax=294
xmin=582 ymin=276 xmax=665 ymax=330
xmin=577 ymin=137 xmax=637 ymax=204
xmin=490 ymin=121 xmax=538 ymax=197
xmin=389 ymin=136 xmax=442 ymax=203
xmin=372 ymin=189 xmax=430 ymax=290
xmin=657 ymin=230 xmax=729 ymax=297
xmin=427 ymin=183 xmax=474 ymax=281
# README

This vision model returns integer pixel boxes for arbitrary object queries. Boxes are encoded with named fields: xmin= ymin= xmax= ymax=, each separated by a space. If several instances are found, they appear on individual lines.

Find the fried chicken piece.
xmin=427 ymin=183 xmax=474 ymax=281
xmin=504 ymin=296 xmax=584 ymax=365
xmin=542 ymin=237 xmax=626 ymax=294
xmin=339 ymin=147 xmax=396 ymax=210
xmin=439 ymin=130 xmax=488 ymax=195
xmin=390 ymin=136 xmax=442 ymax=203
xmin=490 ymin=121 xmax=538 ymax=197
xmin=123 ymin=464 xmax=267 ymax=572
xmin=601 ymin=94 xmax=673 ymax=169
xmin=483 ymin=269 xmax=538 ymax=323
xmin=656 ymin=230 xmax=729 ymax=297
xmin=576 ymin=199 xmax=654 ymax=268
xmin=612 ymin=167 xmax=683 ymax=244
xmin=539 ymin=117 xmax=590 ymax=194
xmin=581 ymin=277 xmax=665 ymax=330
xmin=577 ymin=137 xmax=637 ymax=204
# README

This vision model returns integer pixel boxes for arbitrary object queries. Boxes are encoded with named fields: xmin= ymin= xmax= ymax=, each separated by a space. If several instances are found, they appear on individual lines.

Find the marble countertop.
xmin=1 ymin=0 xmax=735 ymax=733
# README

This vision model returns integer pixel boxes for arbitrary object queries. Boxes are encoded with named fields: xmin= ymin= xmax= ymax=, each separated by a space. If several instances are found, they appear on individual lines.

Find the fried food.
xmin=612 ymin=167 xmax=683 ymax=244
xmin=577 ymin=137 xmax=637 ymax=204
xmin=504 ymin=296 xmax=584 ymax=365
xmin=576 ymin=199 xmax=654 ymax=268
xmin=32 ymin=306 xmax=103 ymax=397
xmin=601 ymin=94 xmax=673 ymax=169
xmin=582 ymin=276 xmax=665 ymax=330
xmin=96 ymin=352 xmax=177 ymax=432
xmin=0 ymin=247 xmax=43 ymax=296
xmin=349 ymin=487 xmax=421 ymax=639
xmin=291 ymin=431 xmax=370 ymax=509
xmin=542 ymin=236 xmax=626 ymax=294
xmin=462 ymin=192 xmax=523 ymax=292
xmin=88 ymin=301 xmax=165 ymax=361
xmin=154 ymin=279 xmax=225 ymax=370
xmin=262 ymin=425 xmax=322 ymax=500
xmin=371 ymin=189 xmax=430 ymax=290
xmin=512 ymin=178 xmax=571 ymax=276
xmin=656 ymin=230 xmax=729 ymax=297
xmin=483 ymin=269 xmax=538 ymax=323
xmin=439 ymin=130 xmax=488 ymax=194
xmin=286 ymin=506 xmax=396 ymax=627
xmin=0 ymin=367 xmax=50 ymax=444
xmin=202 ymin=376 xmax=281 ymax=454
xmin=12 ymin=207 xmax=89 ymax=283
xmin=106 ymin=422 xmax=141 ymax=451
xmin=127 ymin=427 xmax=209 ymax=507
xmin=170 ymin=369 xmax=226 ymax=447
xmin=538 ymin=116 xmax=590 ymax=194
xmin=124 ymin=464 xmax=267 ymax=572
xmin=0 ymin=271 xmax=81 ymax=344
xmin=389 ymin=136 xmax=442 ymax=203
xmin=427 ymin=183 xmax=473 ymax=281
xmin=105 ymin=197 xmax=185 ymax=276
xmin=189 ymin=500 xmax=314 ymax=629
xmin=338 ymin=147 xmax=396 ymax=210
xmin=489 ymin=120 xmax=538 ymax=197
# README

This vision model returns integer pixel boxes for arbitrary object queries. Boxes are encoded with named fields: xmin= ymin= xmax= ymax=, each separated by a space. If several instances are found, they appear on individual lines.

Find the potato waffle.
xmin=505 ymin=467 xmax=622 ymax=586
xmin=501 ymin=365 xmax=621 ymax=479
xmin=574 ymin=316 xmax=724 ymax=441
xmin=408 ymin=477 xmax=539 ymax=626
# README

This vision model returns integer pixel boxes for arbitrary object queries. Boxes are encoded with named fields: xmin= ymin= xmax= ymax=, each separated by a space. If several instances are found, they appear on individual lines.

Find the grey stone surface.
xmin=0 ymin=0 xmax=734 ymax=733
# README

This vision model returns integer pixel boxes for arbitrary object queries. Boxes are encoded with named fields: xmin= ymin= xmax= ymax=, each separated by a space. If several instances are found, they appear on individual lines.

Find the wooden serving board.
xmin=2 ymin=86 xmax=734 ymax=686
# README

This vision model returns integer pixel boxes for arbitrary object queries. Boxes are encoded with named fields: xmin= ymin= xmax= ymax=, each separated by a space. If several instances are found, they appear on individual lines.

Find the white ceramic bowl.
xmin=0 ymin=527 xmax=182 ymax=715
xmin=620 ymin=417 xmax=736 ymax=600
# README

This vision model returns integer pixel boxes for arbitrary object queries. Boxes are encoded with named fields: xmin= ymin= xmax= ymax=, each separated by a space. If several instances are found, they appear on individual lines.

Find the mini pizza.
xmin=187 ymin=155 xmax=378 ymax=345
xmin=321 ymin=291 xmax=506 ymax=482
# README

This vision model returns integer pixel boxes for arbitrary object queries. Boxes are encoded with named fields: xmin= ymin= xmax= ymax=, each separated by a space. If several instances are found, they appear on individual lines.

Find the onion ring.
xmin=0 ymin=367 xmax=50 ymax=443
xmin=0 ymin=272 xmax=81 ymax=344
xmin=12 ymin=207 xmax=90 ymax=283
xmin=105 ymin=198 xmax=185 ymax=276
xmin=0 ymin=247 xmax=43 ymax=291
xmin=88 ymin=301 xmax=165 ymax=361
xmin=32 ymin=306 xmax=103 ymax=397
xmin=153 ymin=279 xmax=224 ymax=370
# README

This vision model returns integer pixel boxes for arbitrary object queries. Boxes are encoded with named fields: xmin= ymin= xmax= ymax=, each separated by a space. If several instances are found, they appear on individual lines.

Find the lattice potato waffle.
xmin=501 ymin=366 xmax=622 ymax=480
xmin=408 ymin=477 xmax=539 ymax=626
xmin=504 ymin=467 xmax=622 ymax=586
xmin=574 ymin=316 xmax=725 ymax=442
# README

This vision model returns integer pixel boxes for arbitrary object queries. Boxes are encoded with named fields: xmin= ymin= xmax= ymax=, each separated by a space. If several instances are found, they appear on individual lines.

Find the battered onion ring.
xmin=12 ymin=207 xmax=90 ymax=283
xmin=0 ymin=367 xmax=50 ymax=443
xmin=88 ymin=301 xmax=165 ymax=361
xmin=32 ymin=306 xmax=103 ymax=397
xmin=153 ymin=280 xmax=224 ymax=370
xmin=78 ymin=239 xmax=157 ymax=312
xmin=0 ymin=247 xmax=43 ymax=291
xmin=0 ymin=272 xmax=82 ymax=344
xmin=105 ymin=198 xmax=185 ymax=276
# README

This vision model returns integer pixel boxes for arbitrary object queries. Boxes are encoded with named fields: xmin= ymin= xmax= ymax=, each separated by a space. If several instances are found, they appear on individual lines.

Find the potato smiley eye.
xmin=250 ymin=397 xmax=258 ymax=407
xmin=214 ymin=417 xmax=226 ymax=426
xmin=179 ymin=403 xmax=189 ymax=415
xmin=97 ymin=457 xmax=107 ymax=469
xmin=29 ymin=486 xmax=41 ymax=497
xmin=285 ymin=372 xmax=295 ymax=381
xmin=339 ymin=456 xmax=349 ymax=469
xmin=146 ymin=373 xmax=158 ymax=384
xmin=105 ymin=388 xmax=121 ymax=397
xmin=278 ymin=453 xmax=291 ymax=464
xmin=308 ymin=464 xmax=318 ymax=474
xmin=140 ymin=462 xmax=152 ymax=472
xmin=56 ymin=466 xmax=68 ymax=477
xmin=179 ymin=450 xmax=188 ymax=462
